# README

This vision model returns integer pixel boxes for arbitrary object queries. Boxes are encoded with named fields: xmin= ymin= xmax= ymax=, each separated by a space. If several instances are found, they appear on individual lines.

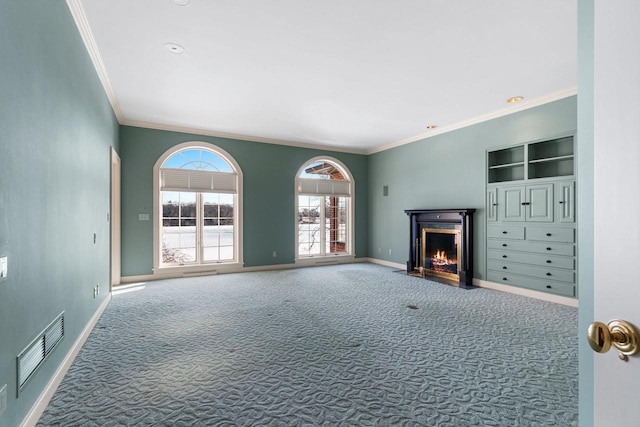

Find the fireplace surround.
xmin=405 ymin=209 xmax=475 ymax=288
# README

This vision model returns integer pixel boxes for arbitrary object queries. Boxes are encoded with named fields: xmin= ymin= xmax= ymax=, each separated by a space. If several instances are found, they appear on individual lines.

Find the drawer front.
xmin=488 ymin=226 xmax=525 ymax=240
xmin=487 ymin=271 xmax=576 ymax=298
xmin=487 ymin=250 xmax=574 ymax=269
xmin=487 ymin=260 xmax=574 ymax=283
xmin=487 ymin=239 xmax=575 ymax=256
xmin=526 ymin=227 xmax=575 ymax=243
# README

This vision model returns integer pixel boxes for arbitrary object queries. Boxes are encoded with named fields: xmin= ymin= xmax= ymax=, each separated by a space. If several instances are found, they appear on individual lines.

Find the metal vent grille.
xmin=17 ymin=312 xmax=64 ymax=393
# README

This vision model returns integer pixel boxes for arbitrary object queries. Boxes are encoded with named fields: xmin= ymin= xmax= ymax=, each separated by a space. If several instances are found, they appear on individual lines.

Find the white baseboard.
xmin=20 ymin=294 xmax=112 ymax=427
xmin=363 ymin=258 xmax=578 ymax=307
xmin=119 ymin=257 xmax=371 ymax=284
xmin=473 ymin=278 xmax=578 ymax=307
xmin=121 ymin=262 xmax=577 ymax=307
xmin=363 ymin=257 xmax=406 ymax=270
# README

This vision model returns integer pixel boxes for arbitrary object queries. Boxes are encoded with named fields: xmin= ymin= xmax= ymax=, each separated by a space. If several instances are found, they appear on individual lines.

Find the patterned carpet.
xmin=37 ymin=263 xmax=578 ymax=426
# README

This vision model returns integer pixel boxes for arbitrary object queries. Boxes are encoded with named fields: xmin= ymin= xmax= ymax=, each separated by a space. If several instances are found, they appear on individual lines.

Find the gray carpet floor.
xmin=37 ymin=263 xmax=578 ymax=426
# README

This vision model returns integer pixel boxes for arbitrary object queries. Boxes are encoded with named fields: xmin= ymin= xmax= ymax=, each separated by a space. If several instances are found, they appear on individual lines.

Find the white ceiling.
xmin=72 ymin=0 xmax=577 ymax=154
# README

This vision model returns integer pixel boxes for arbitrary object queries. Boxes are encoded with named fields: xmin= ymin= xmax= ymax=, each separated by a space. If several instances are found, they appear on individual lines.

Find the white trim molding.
xmin=20 ymin=294 xmax=112 ymax=427
xmin=120 ymin=257 xmax=370 ymax=284
xmin=364 ymin=257 xmax=406 ymax=270
xmin=65 ymin=0 xmax=124 ymax=122
xmin=64 ymin=0 xmax=576 ymax=158
xmin=367 ymin=88 xmax=578 ymax=155
xmin=124 ymin=120 xmax=368 ymax=155
xmin=473 ymin=278 xmax=578 ymax=307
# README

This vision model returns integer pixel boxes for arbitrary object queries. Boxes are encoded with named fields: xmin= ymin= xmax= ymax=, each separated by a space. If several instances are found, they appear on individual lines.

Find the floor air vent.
xmin=17 ymin=312 xmax=64 ymax=393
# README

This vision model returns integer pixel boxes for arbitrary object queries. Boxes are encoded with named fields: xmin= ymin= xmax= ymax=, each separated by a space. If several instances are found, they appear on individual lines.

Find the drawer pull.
xmin=502 ymin=244 xmax=507 ymax=247
xmin=502 ymin=266 xmax=507 ymax=270
xmin=493 ymin=203 xmax=498 ymax=206
xmin=502 ymin=231 xmax=508 ymax=234
xmin=546 ymin=247 xmax=552 ymax=251
xmin=546 ymin=233 xmax=552 ymax=237
xmin=503 ymin=277 xmax=508 ymax=281
xmin=546 ymin=260 xmax=552 ymax=264
xmin=559 ymin=201 xmax=564 ymax=204
xmin=502 ymin=255 xmax=507 ymax=258
xmin=546 ymin=285 xmax=552 ymax=289
xmin=521 ymin=202 xmax=530 ymax=206
xmin=546 ymin=272 xmax=552 ymax=276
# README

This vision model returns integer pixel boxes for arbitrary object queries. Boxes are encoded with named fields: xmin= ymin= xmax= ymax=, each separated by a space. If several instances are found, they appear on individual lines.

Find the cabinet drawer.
xmin=487 ymin=271 xmax=576 ymax=298
xmin=488 ymin=226 xmax=525 ymax=240
xmin=487 ymin=260 xmax=574 ymax=283
xmin=487 ymin=250 xmax=574 ymax=269
xmin=526 ymin=227 xmax=574 ymax=243
xmin=487 ymin=239 xmax=575 ymax=256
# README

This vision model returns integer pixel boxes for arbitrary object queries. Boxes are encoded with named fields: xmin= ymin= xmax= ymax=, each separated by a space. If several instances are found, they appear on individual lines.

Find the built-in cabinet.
xmin=486 ymin=135 xmax=577 ymax=298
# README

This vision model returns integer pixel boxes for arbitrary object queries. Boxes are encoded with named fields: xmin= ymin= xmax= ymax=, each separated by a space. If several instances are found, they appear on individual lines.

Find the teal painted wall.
xmin=119 ymin=126 xmax=369 ymax=276
xmin=0 ymin=1 xmax=118 ymax=426
xmin=367 ymin=96 xmax=577 ymax=278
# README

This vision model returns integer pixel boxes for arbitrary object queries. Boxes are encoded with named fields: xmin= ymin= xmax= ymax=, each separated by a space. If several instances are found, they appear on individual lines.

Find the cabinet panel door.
xmin=526 ymin=183 xmax=554 ymax=222
xmin=487 ymin=188 xmax=498 ymax=222
xmin=555 ymin=180 xmax=575 ymax=223
xmin=500 ymin=186 xmax=526 ymax=222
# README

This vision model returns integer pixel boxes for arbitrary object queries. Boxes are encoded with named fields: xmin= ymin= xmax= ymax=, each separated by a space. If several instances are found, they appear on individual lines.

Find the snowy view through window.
xmin=160 ymin=147 xmax=237 ymax=265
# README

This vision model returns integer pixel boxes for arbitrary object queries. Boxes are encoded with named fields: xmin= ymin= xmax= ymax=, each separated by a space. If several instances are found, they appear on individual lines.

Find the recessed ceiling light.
xmin=426 ymin=124 xmax=438 ymax=129
xmin=171 ymin=0 xmax=190 ymax=5
xmin=507 ymin=96 xmax=524 ymax=103
xmin=164 ymin=43 xmax=185 ymax=54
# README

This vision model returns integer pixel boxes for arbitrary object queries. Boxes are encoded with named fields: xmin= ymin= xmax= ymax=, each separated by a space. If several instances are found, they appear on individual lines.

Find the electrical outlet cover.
xmin=0 ymin=256 xmax=7 ymax=281
xmin=0 ymin=383 xmax=7 ymax=415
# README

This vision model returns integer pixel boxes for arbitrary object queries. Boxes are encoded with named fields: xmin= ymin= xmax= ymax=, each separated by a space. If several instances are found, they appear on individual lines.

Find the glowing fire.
xmin=429 ymin=249 xmax=456 ymax=267
xmin=434 ymin=250 xmax=447 ymax=261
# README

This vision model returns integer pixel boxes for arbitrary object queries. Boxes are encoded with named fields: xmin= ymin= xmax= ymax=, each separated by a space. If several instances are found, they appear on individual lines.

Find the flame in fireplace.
xmin=434 ymin=250 xmax=447 ymax=261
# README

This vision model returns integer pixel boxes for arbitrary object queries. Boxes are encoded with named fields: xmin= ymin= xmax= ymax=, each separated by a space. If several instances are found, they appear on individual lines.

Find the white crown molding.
xmin=122 ymin=119 xmax=368 ymax=155
xmin=66 ymin=0 xmax=124 ymax=122
xmin=66 ymin=0 xmax=575 ymax=157
xmin=366 ymin=87 xmax=578 ymax=155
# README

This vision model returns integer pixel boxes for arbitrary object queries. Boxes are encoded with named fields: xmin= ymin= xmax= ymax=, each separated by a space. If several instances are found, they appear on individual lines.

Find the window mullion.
xmin=197 ymin=192 xmax=203 ymax=263
xmin=320 ymin=196 xmax=326 ymax=256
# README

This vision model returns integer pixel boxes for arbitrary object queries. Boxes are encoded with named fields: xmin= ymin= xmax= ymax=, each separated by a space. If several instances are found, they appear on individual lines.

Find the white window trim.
xmin=153 ymin=141 xmax=243 ymax=275
xmin=294 ymin=156 xmax=355 ymax=264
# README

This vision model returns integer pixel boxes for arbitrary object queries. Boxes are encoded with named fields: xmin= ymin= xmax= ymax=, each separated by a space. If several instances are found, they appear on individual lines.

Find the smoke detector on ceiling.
xmin=171 ymin=0 xmax=191 ymax=5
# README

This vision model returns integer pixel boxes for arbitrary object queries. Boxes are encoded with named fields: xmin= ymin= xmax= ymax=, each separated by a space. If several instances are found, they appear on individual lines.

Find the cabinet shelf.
xmin=487 ymin=135 xmax=574 ymax=183
xmin=528 ymin=155 xmax=574 ymax=164
xmin=528 ymin=136 xmax=574 ymax=162
xmin=488 ymin=146 xmax=524 ymax=168
xmin=489 ymin=161 xmax=525 ymax=170
xmin=488 ymin=165 xmax=525 ymax=183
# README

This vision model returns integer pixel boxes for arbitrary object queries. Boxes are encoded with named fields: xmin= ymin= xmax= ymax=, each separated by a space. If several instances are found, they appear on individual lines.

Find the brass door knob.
xmin=587 ymin=320 xmax=640 ymax=361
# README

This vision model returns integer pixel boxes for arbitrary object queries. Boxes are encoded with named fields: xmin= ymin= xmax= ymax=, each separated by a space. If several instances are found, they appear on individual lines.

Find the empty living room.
xmin=2 ymin=1 xmax=639 ymax=426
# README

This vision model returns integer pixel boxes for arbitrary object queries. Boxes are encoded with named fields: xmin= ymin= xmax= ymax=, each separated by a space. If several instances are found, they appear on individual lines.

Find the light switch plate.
xmin=0 ymin=256 xmax=7 ymax=281
xmin=139 ymin=213 xmax=150 ymax=221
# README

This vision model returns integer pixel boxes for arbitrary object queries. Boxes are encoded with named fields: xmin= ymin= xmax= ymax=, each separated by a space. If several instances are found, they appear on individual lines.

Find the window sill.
xmin=153 ymin=262 xmax=243 ymax=278
xmin=294 ymin=254 xmax=355 ymax=267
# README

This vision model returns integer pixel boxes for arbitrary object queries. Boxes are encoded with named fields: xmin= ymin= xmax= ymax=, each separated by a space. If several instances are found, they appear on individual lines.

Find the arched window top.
xmin=162 ymin=148 xmax=234 ymax=173
xmin=299 ymin=160 xmax=349 ymax=181
xmin=295 ymin=157 xmax=354 ymax=260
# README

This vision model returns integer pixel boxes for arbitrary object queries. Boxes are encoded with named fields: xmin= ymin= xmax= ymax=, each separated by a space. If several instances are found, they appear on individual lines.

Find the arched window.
xmin=153 ymin=142 xmax=242 ymax=273
xmin=295 ymin=157 xmax=354 ymax=261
